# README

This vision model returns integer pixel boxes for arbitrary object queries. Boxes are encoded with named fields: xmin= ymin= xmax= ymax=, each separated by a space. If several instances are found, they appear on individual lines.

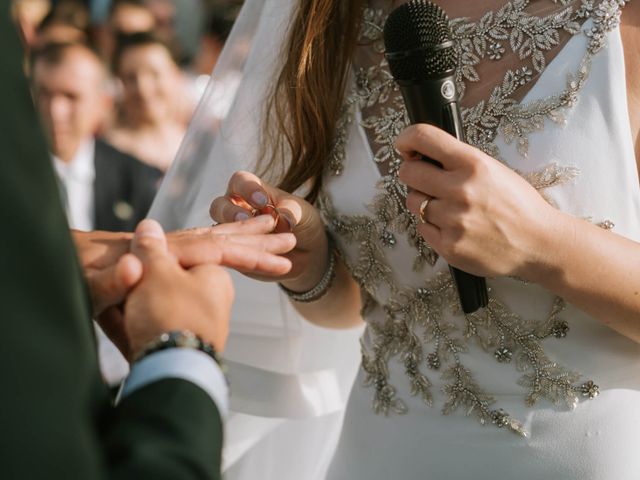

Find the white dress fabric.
xmin=151 ymin=0 xmax=640 ymax=479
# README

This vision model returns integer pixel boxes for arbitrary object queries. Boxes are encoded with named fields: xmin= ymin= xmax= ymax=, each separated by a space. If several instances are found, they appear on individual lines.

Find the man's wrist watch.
xmin=134 ymin=330 xmax=224 ymax=370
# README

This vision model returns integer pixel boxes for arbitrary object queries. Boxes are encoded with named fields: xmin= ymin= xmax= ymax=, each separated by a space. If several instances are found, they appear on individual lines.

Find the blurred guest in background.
xmin=192 ymin=11 xmax=233 ymax=77
xmin=33 ymin=0 xmax=90 ymax=48
xmin=187 ymin=9 xmax=238 ymax=119
xmin=95 ymin=0 xmax=155 ymax=60
xmin=164 ymin=0 xmax=208 ymax=66
xmin=109 ymin=0 xmax=155 ymax=35
xmin=11 ymin=0 xmax=51 ymax=47
xmin=107 ymin=32 xmax=186 ymax=172
xmin=31 ymin=41 xmax=162 ymax=232
xmin=144 ymin=0 xmax=182 ymax=59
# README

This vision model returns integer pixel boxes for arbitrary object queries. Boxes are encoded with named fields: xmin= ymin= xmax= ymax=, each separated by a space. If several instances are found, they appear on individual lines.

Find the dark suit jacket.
xmin=94 ymin=140 xmax=163 ymax=232
xmin=0 ymin=11 xmax=222 ymax=480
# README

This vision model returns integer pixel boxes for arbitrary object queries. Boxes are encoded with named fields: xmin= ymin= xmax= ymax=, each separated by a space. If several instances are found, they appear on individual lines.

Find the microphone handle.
xmin=399 ymin=75 xmax=489 ymax=314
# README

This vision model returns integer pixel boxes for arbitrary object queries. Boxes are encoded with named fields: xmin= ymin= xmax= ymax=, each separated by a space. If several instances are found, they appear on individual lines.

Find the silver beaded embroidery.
xmin=598 ymin=219 xmax=616 ymax=230
xmin=320 ymin=0 xmax=628 ymax=435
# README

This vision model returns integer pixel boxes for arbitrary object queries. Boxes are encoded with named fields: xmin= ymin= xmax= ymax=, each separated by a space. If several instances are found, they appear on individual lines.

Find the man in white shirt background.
xmin=31 ymin=40 xmax=162 ymax=233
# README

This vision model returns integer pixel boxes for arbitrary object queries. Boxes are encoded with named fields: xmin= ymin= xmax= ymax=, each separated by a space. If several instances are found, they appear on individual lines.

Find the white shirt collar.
xmin=52 ymin=139 xmax=96 ymax=183
xmin=52 ymin=138 xmax=96 ymax=231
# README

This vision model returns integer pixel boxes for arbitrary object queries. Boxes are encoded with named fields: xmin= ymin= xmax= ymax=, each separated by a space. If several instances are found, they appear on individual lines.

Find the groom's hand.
xmin=74 ymin=215 xmax=296 ymax=317
xmin=121 ymin=220 xmax=234 ymax=359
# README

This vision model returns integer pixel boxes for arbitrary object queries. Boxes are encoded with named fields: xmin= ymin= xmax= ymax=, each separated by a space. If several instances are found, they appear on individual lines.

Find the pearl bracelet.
xmin=279 ymin=233 xmax=338 ymax=303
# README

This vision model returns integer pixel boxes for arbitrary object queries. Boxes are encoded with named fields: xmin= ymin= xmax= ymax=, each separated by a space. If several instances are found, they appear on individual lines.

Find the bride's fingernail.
xmin=251 ymin=191 xmax=268 ymax=207
xmin=235 ymin=212 xmax=251 ymax=222
xmin=280 ymin=213 xmax=296 ymax=232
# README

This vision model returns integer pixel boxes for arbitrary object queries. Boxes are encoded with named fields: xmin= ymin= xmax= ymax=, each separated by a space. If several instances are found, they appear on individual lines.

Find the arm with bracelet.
xmin=210 ymin=172 xmax=364 ymax=330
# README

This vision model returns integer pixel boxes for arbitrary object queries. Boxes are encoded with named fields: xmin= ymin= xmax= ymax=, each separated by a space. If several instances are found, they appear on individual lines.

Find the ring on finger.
xmin=253 ymin=202 xmax=281 ymax=233
xmin=419 ymin=196 xmax=433 ymax=224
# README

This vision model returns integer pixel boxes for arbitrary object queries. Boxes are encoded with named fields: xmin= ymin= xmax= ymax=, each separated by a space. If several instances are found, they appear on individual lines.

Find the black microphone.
xmin=383 ymin=0 xmax=488 ymax=314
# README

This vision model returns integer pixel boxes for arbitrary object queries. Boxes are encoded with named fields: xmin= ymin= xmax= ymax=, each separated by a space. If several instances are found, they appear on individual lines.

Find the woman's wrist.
xmin=515 ymin=206 xmax=573 ymax=285
xmin=279 ymin=230 xmax=333 ymax=296
xmin=280 ymin=241 xmax=337 ymax=302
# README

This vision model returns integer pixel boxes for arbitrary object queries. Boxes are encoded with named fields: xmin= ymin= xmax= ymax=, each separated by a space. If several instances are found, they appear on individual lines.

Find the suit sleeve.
xmin=104 ymin=379 xmax=223 ymax=480
xmin=118 ymin=348 xmax=229 ymax=415
xmin=102 ymin=349 xmax=227 ymax=480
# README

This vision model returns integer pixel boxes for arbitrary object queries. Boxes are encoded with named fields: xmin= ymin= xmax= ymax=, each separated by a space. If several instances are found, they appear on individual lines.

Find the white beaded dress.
xmin=323 ymin=1 xmax=640 ymax=478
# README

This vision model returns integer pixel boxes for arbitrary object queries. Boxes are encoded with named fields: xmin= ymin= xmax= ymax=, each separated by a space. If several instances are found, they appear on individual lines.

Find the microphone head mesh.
xmin=384 ymin=0 xmax=458 ymax=80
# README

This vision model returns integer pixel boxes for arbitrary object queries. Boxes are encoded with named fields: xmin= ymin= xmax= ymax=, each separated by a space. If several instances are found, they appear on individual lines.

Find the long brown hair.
xmin=261 ymin=0 xmax=365 ymax=203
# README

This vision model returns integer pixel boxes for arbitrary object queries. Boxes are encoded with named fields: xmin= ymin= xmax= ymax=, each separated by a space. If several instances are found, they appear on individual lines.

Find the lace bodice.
xmin=319 ymin=0 xmax=633 ymax=436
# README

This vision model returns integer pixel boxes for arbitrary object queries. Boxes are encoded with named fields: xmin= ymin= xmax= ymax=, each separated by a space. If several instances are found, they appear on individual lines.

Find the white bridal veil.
xmin=149 ymin=0 xmax=364 ymax=477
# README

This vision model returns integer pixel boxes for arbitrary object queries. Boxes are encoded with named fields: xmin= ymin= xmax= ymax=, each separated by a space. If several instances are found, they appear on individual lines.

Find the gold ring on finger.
xmin=419 ymin=196 xmax=432 ymax=224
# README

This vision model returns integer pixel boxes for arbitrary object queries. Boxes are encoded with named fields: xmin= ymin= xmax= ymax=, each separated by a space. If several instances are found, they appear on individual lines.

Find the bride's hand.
xmin=74 ymin=215 xmax=296 ymax=316
xmin=210 ymin=171 xmax=329 ymax=291
xmin=396 ymin=124 xmax=562 ymax=278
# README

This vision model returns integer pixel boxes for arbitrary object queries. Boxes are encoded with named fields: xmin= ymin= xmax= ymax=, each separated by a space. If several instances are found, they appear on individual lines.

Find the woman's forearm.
xmin=525 ymin=210 xmax=640 ymax=342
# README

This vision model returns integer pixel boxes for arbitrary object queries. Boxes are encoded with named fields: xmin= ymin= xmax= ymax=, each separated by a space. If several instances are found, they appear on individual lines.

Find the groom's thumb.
xmin=131 ymin=219 xmax=168 ymax=263
xmin=88 ymin=254 xmax=143 ymax=316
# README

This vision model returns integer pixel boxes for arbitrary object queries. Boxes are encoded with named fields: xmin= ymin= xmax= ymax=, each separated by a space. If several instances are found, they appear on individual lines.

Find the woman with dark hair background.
xmin=107 ymin=32 xmax=186 ymax=172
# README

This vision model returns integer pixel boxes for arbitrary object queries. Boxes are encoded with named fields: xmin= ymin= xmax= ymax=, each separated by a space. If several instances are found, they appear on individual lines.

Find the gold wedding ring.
xmin=419 ymin=197 xmax=432 ymax=224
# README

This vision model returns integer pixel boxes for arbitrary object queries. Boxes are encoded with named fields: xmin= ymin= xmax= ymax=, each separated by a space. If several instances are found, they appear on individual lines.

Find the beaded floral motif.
xmin=460 ymin=0 xmax=630 ymax=158
xmin=322 ymin=193 xmax=595 ymax=437
xmin=451 ymin=0 xmax=581 ymax=95
xmin=320 ymin=0 xmax=627 ymax=435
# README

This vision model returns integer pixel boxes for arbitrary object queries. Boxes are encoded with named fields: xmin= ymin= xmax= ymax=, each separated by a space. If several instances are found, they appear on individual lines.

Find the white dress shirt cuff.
xmin=117 ymin=348 xmax=229 ymax=418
